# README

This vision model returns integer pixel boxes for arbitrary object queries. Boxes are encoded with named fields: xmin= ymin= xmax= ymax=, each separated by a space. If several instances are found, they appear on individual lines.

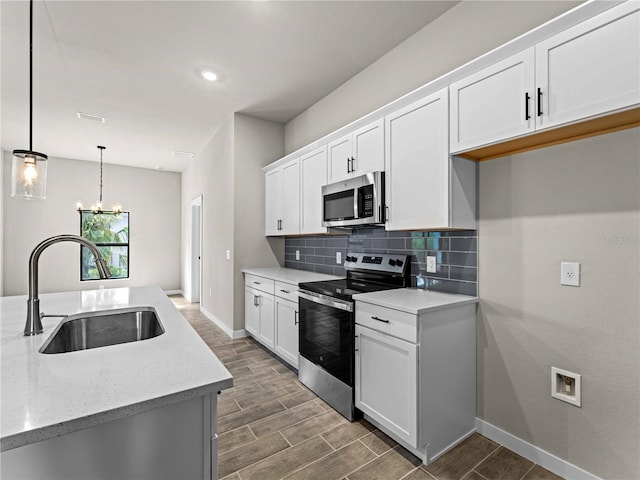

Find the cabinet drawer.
xmin=244 ymin=274 xmax=275 ymax=295
xmin=356 ymin=302 xmax=417 ymax=343
xmin=274 ymin=281 xmax=298 ymax=302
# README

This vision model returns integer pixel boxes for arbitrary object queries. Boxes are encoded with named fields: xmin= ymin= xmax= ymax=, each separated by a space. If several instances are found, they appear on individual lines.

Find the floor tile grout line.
xmin=519 ymin=463 xmax=537 ymax=480
xmin=470 ymin=469 xmax=491 ymax=480
xmin=358 ymin=437 xmax=382 ymax=457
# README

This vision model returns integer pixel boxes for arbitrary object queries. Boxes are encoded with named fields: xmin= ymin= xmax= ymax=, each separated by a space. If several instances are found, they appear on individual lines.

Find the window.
xmin=80 ymin=211 xmax=129 ymax=280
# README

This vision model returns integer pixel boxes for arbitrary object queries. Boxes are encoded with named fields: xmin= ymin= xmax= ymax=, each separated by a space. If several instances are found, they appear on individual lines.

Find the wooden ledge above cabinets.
xmin=459 ymin=107 xmax=640 ymax=162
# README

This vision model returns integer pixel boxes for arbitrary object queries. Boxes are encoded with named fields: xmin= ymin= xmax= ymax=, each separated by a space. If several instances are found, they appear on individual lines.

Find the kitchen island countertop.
xmin=0 ymin=286 xmax=232 ymax=451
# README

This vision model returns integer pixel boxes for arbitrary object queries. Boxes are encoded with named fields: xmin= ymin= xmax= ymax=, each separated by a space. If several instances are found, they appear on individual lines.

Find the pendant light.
xmin=11 ymin=0 xmax=48 ymax=200
xmin=76 ymin=146 xmax=122 ymax=214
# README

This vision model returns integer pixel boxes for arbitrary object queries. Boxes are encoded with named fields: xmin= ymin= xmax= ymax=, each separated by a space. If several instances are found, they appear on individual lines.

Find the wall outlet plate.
xmin=295 ymin=250 xmax=300 ymax=261
xmin=336 ymin=251 xmax=342 ymax=264
xmin=551 ymin=366 xmax=581 ymax=407
xmin=426 ymin=256 xmax=437 ymax=273
xmin=561 ymin=262 xmax=580 ymax=286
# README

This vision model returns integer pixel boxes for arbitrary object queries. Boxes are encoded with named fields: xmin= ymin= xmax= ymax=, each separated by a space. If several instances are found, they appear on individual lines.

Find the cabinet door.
xmin=300 ymin=147 xmax=327 ymax=235
xmin=244 ymin=287 xmax=259 ymax=336
xmin=355 ymin=324 xmax=417 ymax=447
xmin=450 ymin=48 xmax=535 ymax=152
xmin=352 ymin=119 xmax=384 ymax=176
xmin=265 ymin=168 xmax=282 ymax=236
xmin=385 ymin=88 xmax=450 ymax=231
xmin=274 ymin=297 xmax=299 ymax=368
xmin=257 ymin=293 xmax=275 ymax=349
xmin=535 ymin=2 xmax=640 ymax=130
xmin=327 ymin=135 xmax=352 ymax=183
xmin=281 ymin=160 xmax=300 ymax=235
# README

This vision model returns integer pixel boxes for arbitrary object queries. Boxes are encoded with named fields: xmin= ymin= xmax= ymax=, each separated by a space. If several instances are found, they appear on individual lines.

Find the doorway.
xmin=191 ymin=195 xmax=203 ymax=303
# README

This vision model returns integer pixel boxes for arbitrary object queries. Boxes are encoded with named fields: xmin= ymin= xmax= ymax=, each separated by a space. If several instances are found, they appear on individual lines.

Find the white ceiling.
xmin=1 ymin=1 xmax=458 ymax=172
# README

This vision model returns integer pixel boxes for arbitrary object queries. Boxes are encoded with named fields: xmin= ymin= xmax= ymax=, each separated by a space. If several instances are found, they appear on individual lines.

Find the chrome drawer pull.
xmin=280 ymin=289 xmax=290 ymax=294
xmin=253 ymin=281 xmax=261 ymax=285
xmin=371 ymin=316 xmax=390 ymax=324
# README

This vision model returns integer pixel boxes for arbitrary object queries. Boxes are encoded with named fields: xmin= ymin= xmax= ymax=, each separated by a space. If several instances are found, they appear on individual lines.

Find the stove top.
xmin=299 ymin=252 xmax=410 ymax=302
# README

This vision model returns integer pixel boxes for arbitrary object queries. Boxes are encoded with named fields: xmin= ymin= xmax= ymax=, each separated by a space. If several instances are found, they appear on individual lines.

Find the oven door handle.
xmin=298 ymin=290 xmax=354 ymax=312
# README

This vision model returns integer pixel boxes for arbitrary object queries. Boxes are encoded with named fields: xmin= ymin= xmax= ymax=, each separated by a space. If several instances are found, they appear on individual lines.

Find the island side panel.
xmin=1 ymin=393 xmax=215 ymax=480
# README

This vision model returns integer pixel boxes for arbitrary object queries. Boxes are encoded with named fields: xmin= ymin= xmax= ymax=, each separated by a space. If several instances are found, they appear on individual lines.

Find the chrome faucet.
xmin=24 ymin=234 xmax=111 ymax=336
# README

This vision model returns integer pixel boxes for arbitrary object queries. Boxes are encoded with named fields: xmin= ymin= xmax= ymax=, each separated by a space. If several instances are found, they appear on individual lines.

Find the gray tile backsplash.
xmin=284 ymin=227 xmax=477 ymax=296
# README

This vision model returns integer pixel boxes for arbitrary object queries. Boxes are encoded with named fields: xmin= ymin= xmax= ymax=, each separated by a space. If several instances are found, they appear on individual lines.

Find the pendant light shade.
xmin=11 ymin=0 xmax=48 ymax=200
xmin=11 ymin=150 xmax=48 ymax=199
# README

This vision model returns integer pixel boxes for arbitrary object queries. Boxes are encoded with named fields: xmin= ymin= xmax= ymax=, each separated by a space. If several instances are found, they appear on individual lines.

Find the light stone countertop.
xmin=242 ymin=267 xmax=342 ymax=285
xmin=0 ymin=286 xmax=233 ymax=452
xmin=354 ymin=288 xmax=478 ymax=315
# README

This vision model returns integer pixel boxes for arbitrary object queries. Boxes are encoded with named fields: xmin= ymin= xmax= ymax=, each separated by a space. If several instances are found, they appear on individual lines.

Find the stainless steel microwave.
xmin=322 ymin=171 xmax=385 ymax=227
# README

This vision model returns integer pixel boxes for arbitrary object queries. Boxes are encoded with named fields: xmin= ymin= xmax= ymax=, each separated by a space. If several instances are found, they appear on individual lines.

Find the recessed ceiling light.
xmin=172 ymin=150 xmax=194 ymax=159
xmin=76 ymin=112 xmax=105 ymax=122
xmin=200 ymin=70 xmax=218 ymax=82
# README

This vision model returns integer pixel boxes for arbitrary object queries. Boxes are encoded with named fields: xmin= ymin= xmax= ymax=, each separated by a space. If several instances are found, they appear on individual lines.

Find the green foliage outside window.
xmin=80 ymin=212 xmax=129 ymax=280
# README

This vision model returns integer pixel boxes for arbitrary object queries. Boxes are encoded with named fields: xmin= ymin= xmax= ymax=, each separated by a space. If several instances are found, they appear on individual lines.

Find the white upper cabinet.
xmin=535 ymin=1 xmax=640 ymax=131
xmin=450 ymin=1 xmax=640 ymax=154
xmin=385 ymin=87 xmax=476 ymax=231
xmin=450 ymin=49 xmax=535 ymax=153
xmin=328 ymin=119 xmax=384 ymax=183
xmin=300 ymin=146 xmax=327 ymax=235
xmin=265 ymin=159 xmax=300 ymax=236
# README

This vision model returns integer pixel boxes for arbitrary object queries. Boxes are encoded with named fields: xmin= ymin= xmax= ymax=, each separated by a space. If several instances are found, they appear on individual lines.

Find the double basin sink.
xmin=39 ymin=306 xmax=165 ymax=354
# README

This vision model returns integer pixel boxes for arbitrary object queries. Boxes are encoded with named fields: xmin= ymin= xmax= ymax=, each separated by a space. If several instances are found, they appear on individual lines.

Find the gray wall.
xmin=233 ymin=114 xmax=285 ymax=331
xmin=478 ymin=128 xmax=639 ymax=479
xmin=284 ymin=0 xmax=580 ymax=153
xmin=181 ymin=114 xmax=283 ymax=334
xmin=2 ymin=152 xmax=181 ymax=296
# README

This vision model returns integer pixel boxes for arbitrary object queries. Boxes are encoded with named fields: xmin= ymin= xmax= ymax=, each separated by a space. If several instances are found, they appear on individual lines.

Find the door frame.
xmin=190 ymin=195 xmax=203 ymax=303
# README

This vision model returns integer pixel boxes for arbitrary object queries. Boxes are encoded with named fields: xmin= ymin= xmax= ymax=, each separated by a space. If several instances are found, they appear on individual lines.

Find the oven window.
xmin=324 ymin=189 xmax=355 ymax=221
xmin=299 ymin=297 xmax=354 ymax=386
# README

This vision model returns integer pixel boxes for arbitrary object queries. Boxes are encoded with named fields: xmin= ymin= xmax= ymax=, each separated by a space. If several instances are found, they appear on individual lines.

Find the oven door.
xmin=298 ymin=291 xmax=354 ymax=387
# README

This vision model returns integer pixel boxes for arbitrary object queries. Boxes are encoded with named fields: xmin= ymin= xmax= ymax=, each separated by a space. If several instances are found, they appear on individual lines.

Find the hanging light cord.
xmin=29 ymin=0 xmax=34 ymax=151
xmin=98 ymin=145 xmax=105 ymax=205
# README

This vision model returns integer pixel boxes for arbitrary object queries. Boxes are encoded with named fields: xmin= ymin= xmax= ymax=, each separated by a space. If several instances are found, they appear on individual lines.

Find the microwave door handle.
xmin=353 ymin=188 xmax=359 ymax=219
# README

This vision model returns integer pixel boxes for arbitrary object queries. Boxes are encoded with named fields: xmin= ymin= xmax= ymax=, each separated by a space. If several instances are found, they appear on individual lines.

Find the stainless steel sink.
xmin=39 ymin=307 xmax=165 ymax=354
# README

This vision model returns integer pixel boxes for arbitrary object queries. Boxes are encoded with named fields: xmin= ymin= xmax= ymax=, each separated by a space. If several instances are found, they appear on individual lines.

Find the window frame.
xmin=79 ymin=210 xmax=130 ymax=281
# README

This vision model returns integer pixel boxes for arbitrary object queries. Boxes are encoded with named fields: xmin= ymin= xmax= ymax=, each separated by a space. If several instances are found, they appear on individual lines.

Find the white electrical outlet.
xmin=551 ymin=367 xmax=581 ymax=407
xmin=426 ymin=256 xmax=437 ymax=273
xmin=336 ymin=252 xmax=342 ymax=264
xmin=226 ymin=250 xmax=231 ymax=260
xmin=561 ymin=262 xmax=580 ymax=286
xmin=295 ymin=250 xmax=300 ymax=261
xmin=209 ymin=288 xmax=212 ymax=297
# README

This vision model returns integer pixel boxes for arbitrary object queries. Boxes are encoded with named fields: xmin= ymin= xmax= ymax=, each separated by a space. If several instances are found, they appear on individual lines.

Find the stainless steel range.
xmin=297 ymin=252 xmax=410 ymax=420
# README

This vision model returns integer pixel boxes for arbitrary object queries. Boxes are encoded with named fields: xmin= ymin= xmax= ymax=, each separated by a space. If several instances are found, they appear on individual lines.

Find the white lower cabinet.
xmin=355 ymin=324 xmax=417 ymax=446
xmin=355 ymin=300 xmax=476 ymax=464
xmin=244 ymin=275 xmax=275 ymax=349
xmin=274 ymin=296 xmax=299 ymax=368
xmin=244 ymin=274 xmax=299 ymax=367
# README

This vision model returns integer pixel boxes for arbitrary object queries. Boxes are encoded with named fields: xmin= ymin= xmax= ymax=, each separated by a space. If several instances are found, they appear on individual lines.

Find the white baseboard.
xmin=164 ymin=289 xmax=183 ymax=296
xmin=199 ymin=306 xmax=247 ymax=339
xmin=475 ymin=418 xmax=601 ymax=480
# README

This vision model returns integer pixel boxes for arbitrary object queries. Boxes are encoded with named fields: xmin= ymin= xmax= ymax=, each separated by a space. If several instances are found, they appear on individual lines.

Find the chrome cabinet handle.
xmin=253 ymin=295 xmax=260 ymax=306
xmin=350 ymin=156 xmax=355 ymax=173
xmin=280 ymin=289 xmax=290 ymax=294
xmin=253 ymin=281 xmax=261 ymax=285
xmin=355 ymin=334 xmax=359 ymax=352
xmin=525 ymin=92 xmax=531 ymax=120
xmin=371 ymin=315 xmax=390 ymax=324
xmin=294 ymin=311 xmax=299 ymax=325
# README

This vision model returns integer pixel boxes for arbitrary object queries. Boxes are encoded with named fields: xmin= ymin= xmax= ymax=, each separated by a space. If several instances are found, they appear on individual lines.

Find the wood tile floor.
xmin=170 ymin=296 xmax=564 ymax=480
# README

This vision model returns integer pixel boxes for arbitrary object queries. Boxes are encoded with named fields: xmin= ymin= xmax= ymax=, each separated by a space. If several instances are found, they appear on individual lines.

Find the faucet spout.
xmin=24 ymin=234 xmax=111 ymax=336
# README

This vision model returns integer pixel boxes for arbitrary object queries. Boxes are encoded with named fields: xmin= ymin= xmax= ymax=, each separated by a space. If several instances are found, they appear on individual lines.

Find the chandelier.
xmin=76 ymin=146 xmax=122 ymax=214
